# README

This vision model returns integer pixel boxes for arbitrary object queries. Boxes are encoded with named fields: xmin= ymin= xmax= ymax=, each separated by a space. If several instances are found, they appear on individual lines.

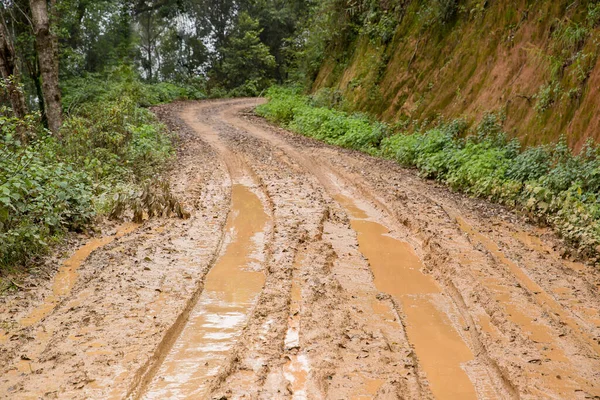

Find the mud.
xmin=20 ymin=222 xmax=140 ymax=328
xmin=1 ymin=99 xmax=599 ymax=399
xmin=143 ymin=185 xmax=269 ymax=399
xmin=341 ymin=195 xmax=476 ymax=400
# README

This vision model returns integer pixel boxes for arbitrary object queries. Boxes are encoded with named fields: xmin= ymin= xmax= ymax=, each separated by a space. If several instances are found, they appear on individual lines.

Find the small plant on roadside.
xmin=534 ymin=82 xmax=562 ymax=114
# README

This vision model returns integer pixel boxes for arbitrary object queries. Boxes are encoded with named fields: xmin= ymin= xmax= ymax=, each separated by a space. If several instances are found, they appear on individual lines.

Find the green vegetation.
xmin=0 ymin=68 xmax=198 ymax=270
xmin=258 ymin=87 xmax=600 ymax=256
xmin=290 ymin=0 xmax=600 ymax=148
xmin=3 ymin=0 xmax=600 ymax=269
xmin=0 ymin=0 xmax=311 ymax=273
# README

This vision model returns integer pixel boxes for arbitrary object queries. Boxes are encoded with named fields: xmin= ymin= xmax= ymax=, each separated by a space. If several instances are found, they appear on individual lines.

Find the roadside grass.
xmin=257 ymin=86 xmax=600 ymax=259
xmin=0 ymin=67 xmax=202 ymax=272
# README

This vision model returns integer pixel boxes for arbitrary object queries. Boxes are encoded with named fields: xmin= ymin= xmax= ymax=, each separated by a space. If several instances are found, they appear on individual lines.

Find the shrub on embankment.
xmin=257 ymin=86 xmax=600 ymax=259
xmin=0 ymin=68 xmax=202 ymax=271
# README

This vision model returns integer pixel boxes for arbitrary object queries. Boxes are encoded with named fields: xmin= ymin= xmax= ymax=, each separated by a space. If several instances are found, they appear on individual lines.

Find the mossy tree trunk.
xmin=0 ymin=19 xmax=28 ymax=120
xmin=29 ymin=0 xmax=62 ymax=136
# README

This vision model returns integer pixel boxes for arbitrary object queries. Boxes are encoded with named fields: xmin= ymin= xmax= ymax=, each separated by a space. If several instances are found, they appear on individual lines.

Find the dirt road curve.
xmin=1 ymin=99 xmax=600 ymax=399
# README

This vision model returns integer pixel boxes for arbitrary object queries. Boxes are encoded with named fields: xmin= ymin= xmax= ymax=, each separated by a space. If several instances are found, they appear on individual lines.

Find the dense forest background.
xmin=1 ymin=0 xmax=311 ymax=113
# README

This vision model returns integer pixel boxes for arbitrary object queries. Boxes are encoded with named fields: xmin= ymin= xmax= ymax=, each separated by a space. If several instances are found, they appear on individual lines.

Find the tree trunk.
xmin=0 ymin=20 xmax=27 ymax=120
xmin=29 ymin=0 xmax=62 ymax=135
xmin=24 ymin=55 xmax=46 ymax=124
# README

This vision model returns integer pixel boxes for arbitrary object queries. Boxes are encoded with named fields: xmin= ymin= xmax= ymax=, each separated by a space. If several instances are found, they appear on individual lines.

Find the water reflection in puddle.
xmin=143 ymin=184 xmax=268 ymax=399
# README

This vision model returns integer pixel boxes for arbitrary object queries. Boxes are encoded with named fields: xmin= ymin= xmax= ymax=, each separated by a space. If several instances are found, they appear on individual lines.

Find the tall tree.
xmin=158 ymin=26 xmax=208 ymax=81
xmin=29 ymin=0 xmax=61 ymax=134
xmin=0 ymin=17 xmax=27 ymax=119
xmin=136 ymin=8 xmax=165 ymax=81
xmin=242 ymin=0 xmax=311 ymax=82
xmin=190 ymin=0 xmax=238 ymax=60
xmin=215 ymin=11 xmax=275 ymax=91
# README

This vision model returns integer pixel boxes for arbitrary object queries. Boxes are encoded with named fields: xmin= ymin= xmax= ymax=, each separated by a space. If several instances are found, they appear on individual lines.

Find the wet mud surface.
xmin=1 ymin=99 xmax=599 ymax=399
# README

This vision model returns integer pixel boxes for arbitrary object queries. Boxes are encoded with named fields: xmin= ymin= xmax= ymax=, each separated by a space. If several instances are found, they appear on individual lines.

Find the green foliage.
xmin=588 ymin=2 xmax=600 ymax=27
xmin=258 ymin=86 xmax=385 ymax=152
xmin=506 ymin=146 xmax=552 ymax=182
xmin=553 ymin=21 xmax=589 ymax=56
xmin=256 ymin=86 xmax=308 ymax=124
xmin=214 ymin=12 xmax=277 ymax=94
xmin=380 ymin=133 xmax=420 ymax=165
xmin=414 ymin=128 xmax=457 ymax=178
xmin=362 ymin=8 xmax=397 ymax=43
xmin=435 ymin=0 xmax=459 ymax=24
xmin=259 ymin=87 xmax=600 ymax=257
xmin=61 ymin=66 xmax=205 ymax=113
xmin=534 ymin=82 xmax=562 ymax=114
xmin=1 ymin=72 xmax=178 ymax=271
xmin=1 ymin=125 xmax=94 ymax=268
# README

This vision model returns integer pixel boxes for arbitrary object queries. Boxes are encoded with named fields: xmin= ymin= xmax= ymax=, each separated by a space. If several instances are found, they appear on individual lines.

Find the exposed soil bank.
xmin=314 ymin=1 xmax=600 ymax=149
xmin=1 ymin=99 xmax=599 ymax=399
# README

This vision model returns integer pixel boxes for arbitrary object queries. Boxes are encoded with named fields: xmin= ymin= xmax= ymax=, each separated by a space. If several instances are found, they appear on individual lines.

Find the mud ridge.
xmin=125 ymin=211 xmax=229 ymax=400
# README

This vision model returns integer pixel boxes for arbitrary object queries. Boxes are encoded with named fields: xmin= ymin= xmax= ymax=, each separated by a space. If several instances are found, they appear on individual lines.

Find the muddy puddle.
xmin=336 ymin=195 xmax=477 ymax=400
xmin=511 ymin=228 xmax=589 ymax=273
xmin=455 ymin=216 xmax=600 ymax=397
xmin=2 ymin=223 xmax=139 ymax=389
xmin=142 ymin=184 xmax=269 ymax=399
xmin=20 ymin=222 xmax=139 ymax=328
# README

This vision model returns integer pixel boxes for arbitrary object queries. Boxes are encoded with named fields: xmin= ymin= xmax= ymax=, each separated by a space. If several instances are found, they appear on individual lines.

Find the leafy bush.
xmin=1 ymin=124 xmax=94 ymax=268
xmin=258 ymin=86 xmax=385 ymax=152
xmin=259 ymin=86 xmax=600 ymax=257
xmin=413 ymin=129 xmax=457 ymax=178
xmin=506 ymin=146 xmax=552 ymax=182
xmin=1 ymin=71 xmax=179 ymax=271
xmin=534 ymin=82 xmax=561 ymax=113
xmin=380 ymin=133 xmax=421 ymax=164
xmin=256 ymin=86 xmax=308 ymax=124
xmin=62 ymin=66 xmax=205 ymax=113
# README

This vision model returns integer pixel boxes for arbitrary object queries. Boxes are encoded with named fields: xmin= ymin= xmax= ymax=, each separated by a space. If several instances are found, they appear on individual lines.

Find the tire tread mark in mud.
xmin=224 ymin=102 xmax=517 ymax=399
xmin=125 ymin=203 xmax=230 ymax=400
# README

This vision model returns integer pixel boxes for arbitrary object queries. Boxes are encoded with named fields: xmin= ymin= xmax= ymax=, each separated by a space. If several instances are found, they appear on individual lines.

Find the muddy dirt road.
xmin=1 ymin=99 xmax=600 ymax=399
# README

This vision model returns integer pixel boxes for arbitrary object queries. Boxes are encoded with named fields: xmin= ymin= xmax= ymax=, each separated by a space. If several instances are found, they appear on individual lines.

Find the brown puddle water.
xmin=511 ymin=229 xmax=588 ymax=273
xmin=143 ymin=184 xmax=268 ymax=399
xmin=19 ymin=222 xmax=139 ymax=328
xmin=4 ymin=224 xmax=138 ymax=388
xmin=456 ymin=217 xmax=600 ymax=356
xmin=337 ymin=196 xmax=477 ymax=400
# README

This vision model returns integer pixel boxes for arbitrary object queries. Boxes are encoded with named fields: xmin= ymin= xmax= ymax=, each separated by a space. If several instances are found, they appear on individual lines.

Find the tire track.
xmin=5 ymin=99 xmax=598 ymax=399
xmin=223 ymin=99 xmax=600 ymax=399
xmin=222 ymin=101 xmax=508 ymax=399
xmin=129 ymin=102 xmax=276 ymax=399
